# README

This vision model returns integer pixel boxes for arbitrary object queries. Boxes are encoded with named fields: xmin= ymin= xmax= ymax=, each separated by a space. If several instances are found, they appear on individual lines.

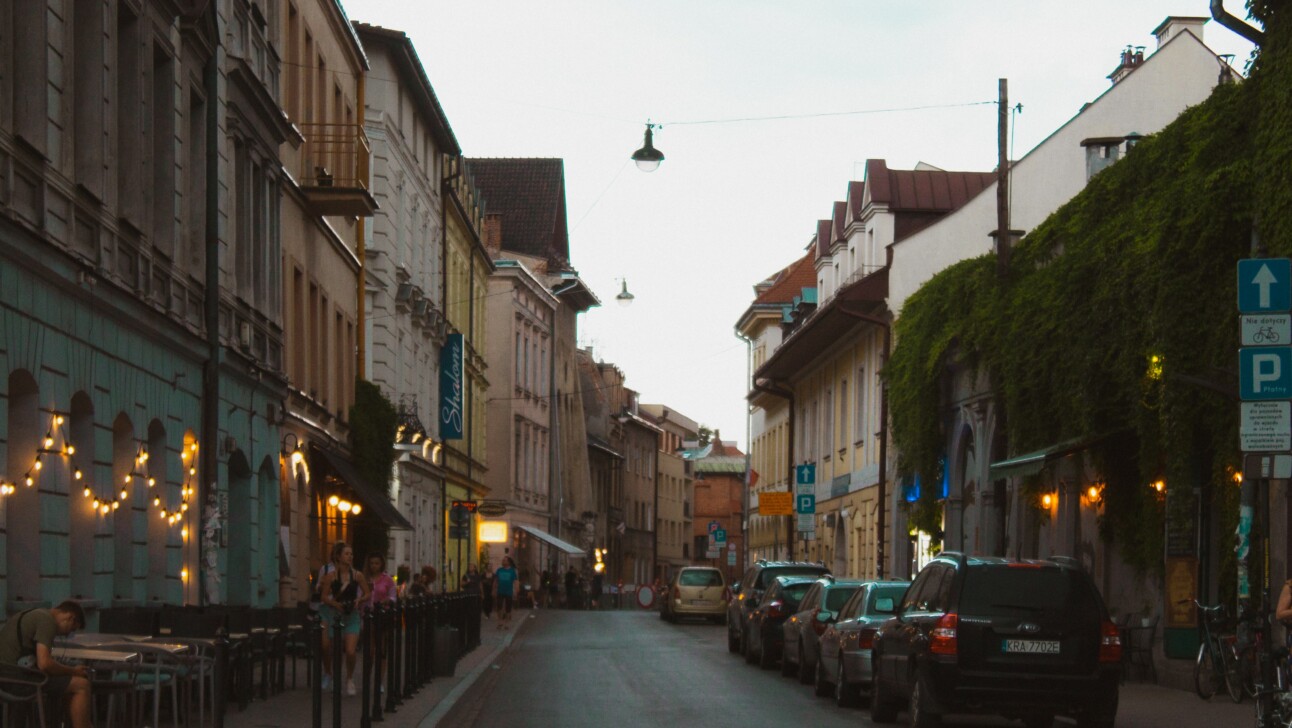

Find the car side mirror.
xmin=875 ymin=597 xmax=895 ymax=614
xmin=815 ymin=610 xmax=833 ymax=624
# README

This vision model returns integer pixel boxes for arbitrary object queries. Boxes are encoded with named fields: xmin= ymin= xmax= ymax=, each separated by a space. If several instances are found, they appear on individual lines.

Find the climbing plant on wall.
xmin=885 ymin=16 xmax=1292 ymax=572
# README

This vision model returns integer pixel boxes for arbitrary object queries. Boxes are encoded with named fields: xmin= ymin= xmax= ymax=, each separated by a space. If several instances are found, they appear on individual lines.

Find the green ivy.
xmin=886 ymin=22 xmax=1292 ymax=574
xmin=349 ymin=378 xmax=398 ymax=558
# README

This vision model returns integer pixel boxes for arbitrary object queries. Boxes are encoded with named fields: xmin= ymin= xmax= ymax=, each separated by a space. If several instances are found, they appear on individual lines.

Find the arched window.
xmin=146 ymin=419 xmax=169 ymax=603
xmin=5 ymin=370 xmax=41 ymax=606
xmin=68 ymin=392 xmax=96 ymax=599
xmin=112 ymin=414 xmax=137 ymax=604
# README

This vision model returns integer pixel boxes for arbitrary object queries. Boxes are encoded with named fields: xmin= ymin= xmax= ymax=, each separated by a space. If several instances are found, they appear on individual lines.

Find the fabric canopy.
xmin=515 ymin=524 xmax=585 ymax=557
xmin=310 ymin=445 xmax=414 ymax=530
xmin=987 ymin=433 xmax=1113 ymax=482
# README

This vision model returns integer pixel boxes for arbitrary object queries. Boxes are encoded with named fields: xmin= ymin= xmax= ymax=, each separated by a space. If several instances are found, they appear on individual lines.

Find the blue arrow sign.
xmin=1240 ymin=347 xmax=1292 ymax=400
xmin=796 ymin=494 xmax=816 ymax=514
xmin=795 ymin=464 xmax=816 ymax=485
xmin=1238 ymin=259 xmax=1292 ymax=313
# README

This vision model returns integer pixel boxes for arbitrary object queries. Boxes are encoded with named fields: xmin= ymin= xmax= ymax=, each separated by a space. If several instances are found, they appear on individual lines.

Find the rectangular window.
xmin=116 ymin=5 xmax=142 ymax=221
xmin=319 ymin=293 xmax=330 ymax=404
xmin=285 ymin=3 xmax=299 ymax=118
xmin=823 ymin=386 xmax=833 ymax=458
xmin=185 ymin=88 xmax=205 ymax=269
xmin=292 ymin=268 xmax=305 ymax=383
xmin=151 ymin=45 xmax=175 ymax=257
xmin=855 ymin=366 xmax=866 ymax=443
xmin=309 ymin=283 xmax=319 ymax=395
xmin=839 ymin=379 xmax=848 ymax=450
xmin=73 ymin=0 xmax=106 ymax=197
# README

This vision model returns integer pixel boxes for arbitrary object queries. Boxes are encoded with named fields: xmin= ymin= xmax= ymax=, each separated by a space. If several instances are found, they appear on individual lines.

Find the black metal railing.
xmin=309 ymin=591 xmax=481 ymax=728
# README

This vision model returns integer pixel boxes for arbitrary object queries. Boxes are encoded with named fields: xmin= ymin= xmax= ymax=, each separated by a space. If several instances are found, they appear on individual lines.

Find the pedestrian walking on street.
xmin=319 ymin=541 xmax=371 ymax=696
xmin=481 ymin=566 xmax=495 ymax=620
xmin=590 ymin=571 xmax=603 ymax=610
xmin=462 ymin=563 xmax=484 ymax=612
xmin=495 ymin=556 xmax=519 ymax=629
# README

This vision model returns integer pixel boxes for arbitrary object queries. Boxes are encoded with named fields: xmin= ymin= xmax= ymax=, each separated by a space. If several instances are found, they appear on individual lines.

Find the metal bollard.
xmin=360 ymin=607 xmax=373 ymax=728
xmin=310 ymin=615 xmax=322 ymax=728
xmin=371 ymin=603 xmax=386 ymax=723
xmin=388 ymin=598 xmax=403 ymax=710
xmin=332 ymin=619 xmax=343 ymax=728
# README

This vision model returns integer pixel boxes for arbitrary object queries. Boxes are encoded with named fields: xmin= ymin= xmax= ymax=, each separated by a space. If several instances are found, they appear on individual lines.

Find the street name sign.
xmin=1240 ymin=401 xmax=1292 ymax=451
xmin=1240 ymin=347 xmax=1292 ymax=400
xmin=1238 ymin=258 xmax=1292 ymax=313
xmin=1242 ymin=314 xmax=1292 ymax=346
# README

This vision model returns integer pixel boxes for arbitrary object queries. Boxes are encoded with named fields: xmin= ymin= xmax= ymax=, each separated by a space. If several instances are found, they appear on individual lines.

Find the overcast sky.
xmin=342 ymin=1 xmax=1257 ymax=449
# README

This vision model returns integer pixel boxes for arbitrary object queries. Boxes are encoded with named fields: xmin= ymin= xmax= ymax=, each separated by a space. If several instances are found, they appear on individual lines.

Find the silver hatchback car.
xmin=661 ymin=567 xmax=727 ymax=623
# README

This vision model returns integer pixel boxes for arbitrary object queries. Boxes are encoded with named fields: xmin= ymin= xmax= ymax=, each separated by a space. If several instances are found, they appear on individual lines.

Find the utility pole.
xmin=994 ymin=78 xmax=1011 ymax=279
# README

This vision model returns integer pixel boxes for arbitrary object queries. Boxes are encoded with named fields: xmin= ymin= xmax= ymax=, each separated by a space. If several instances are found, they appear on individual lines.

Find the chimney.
xmin=1153 ymin=16 xmax=1208 ymax=50
xmin=483 ymin=213 xmax=503 ymax=257
xmin=1108 ymin=45 xmax=1147 ymax=84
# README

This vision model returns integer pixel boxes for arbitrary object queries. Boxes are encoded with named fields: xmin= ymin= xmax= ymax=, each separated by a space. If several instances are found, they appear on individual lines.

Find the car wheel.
xmin=780 ymin=643 xmax=796 ymax=676
xmin=869 ymin=661 xmax=899 ymax=724
xmin=727 ymin=625 xmax=740 ymax=653
xmin=1023 ymin=715 xmax=1054 ymax=728
xmin=836 ymin=659 xmax=859 ymax=708
xmin=909 ymin=677 xmax=942 ymax=728
xmin=798 ymin=641 xmax=815 ymax=684
xmin=758 ymin=635 xmax=777 ymax=670
xmin=813 ymin=654 xmax=833 ymax=697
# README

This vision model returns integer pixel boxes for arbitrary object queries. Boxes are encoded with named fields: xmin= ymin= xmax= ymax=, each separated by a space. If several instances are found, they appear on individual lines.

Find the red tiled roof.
xmin=466 ymin=158 xmax=570 ymax=267
xmin=864 ymin=159 xmax=994 ymax=214
xmin=754 ymin=251 xmax=815 ymax=304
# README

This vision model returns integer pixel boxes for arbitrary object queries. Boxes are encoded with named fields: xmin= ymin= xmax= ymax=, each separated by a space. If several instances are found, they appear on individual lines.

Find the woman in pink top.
xmin=363 ymin=552 xmax=398 ymax=610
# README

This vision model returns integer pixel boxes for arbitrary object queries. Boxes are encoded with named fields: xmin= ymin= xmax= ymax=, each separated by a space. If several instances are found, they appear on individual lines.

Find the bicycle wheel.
xmin=1220 ymin=638 xmax=1243 ymax=702
xmin=1194 ymin=640 xmax=1218 ymax=699
xmin=1237 ymin=642 xmax=1258 ymax=699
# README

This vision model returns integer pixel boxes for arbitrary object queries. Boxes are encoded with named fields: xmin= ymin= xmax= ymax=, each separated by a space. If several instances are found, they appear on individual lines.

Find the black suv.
xmin=727 ymin=560 xmax=831 ymax=655
xmin=870 ymin=553 xmax=1119 ymax=728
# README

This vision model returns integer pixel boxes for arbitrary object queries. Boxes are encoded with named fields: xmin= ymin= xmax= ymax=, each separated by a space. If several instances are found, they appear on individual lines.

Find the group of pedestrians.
xmin=313 ymin=541 xmax=404 ymax=696
xmin=461 ymin=557 xmax=520 ymax=629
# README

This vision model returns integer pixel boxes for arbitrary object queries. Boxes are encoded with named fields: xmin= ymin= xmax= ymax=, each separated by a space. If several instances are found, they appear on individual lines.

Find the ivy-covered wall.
xmin=888 ymin=7 xmax=1289 ymax=574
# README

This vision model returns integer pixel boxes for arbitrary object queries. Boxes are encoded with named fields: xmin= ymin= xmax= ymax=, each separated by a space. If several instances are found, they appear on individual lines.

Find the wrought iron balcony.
xmin=297 ymin=122 xmax=377 ymax=217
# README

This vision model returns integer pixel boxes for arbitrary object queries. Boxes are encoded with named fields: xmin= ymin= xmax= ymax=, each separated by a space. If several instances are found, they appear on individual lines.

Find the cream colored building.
xmin=641 ymin=404 xmax=698 ymax=581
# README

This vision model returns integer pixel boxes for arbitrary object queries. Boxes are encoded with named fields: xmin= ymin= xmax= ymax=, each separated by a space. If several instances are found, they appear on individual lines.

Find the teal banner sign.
xmin=439 ymin=333 xmax=464 ymax=440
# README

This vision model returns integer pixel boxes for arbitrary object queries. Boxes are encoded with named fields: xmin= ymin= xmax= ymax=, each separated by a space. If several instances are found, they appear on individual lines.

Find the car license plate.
xmin=1003 ymin=639 xmax=1060 ymax=654
xmin=690 ymin=599 xmax=710 ymax=606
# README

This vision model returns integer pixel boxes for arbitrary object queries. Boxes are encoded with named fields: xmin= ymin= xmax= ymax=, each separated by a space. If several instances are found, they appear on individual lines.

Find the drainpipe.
xmin=752 ymin=379 xmax=794 ymax=561
xmin=838 ymin=305 xmax=890 ymax=579
xmin=735 ymin=328 xmax=753 ymax=573
xmin=199 ymin=6 xmax=222 ymax=608
xmin=1210 ymin=0 xmax=1264 ymax=46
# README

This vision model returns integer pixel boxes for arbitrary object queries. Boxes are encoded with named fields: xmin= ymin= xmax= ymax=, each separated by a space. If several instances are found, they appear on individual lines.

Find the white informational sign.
xmin=1242 ymin=313 xmax=1292 ymax=346
xmin=1241 ymin=401 xmax=1292 ymax=451
xmin=728 ymin=551 xmax=737 ymax=565
xmin=707 ymin=547 xmax=720 ymax=558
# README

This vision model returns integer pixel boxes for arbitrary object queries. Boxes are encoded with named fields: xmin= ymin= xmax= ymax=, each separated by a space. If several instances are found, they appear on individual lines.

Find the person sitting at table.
xmin=0 ymin=600 xmax=91 ymax=728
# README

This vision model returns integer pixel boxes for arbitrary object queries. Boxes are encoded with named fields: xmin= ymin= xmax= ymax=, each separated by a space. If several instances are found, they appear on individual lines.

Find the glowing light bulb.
xmin=328 ymin=495 xmax=340 ymax=507
xmin=124 ymin=474 xmax=131 ymax=484
xmin=66 ymin=445 xmax=75 ymax=456
xmin=338 ymin=500 xmax=352 ymax=513
xmin=181 ymin=568 xmax=188 ymax=581
xmin=83 ymin=487 xmax=91 ymax=498
xmin=153 ymin=497 xmax=161 ymax=507
xmin=351 ymin=504 xmax=362 ymax=515
xmin=33 ymin=460 xmax=42 ymax=471
xmin=1087 ymin=486 xmax=1100 ymax=501
xmin=189 ymin=467 xmax=196 ymax=476
xmin=180 ymin=502 xmax=188 ymax=513
xmin=55 ymin=416 xmax=64 ymax=426
xmin=93 ymin=498 xmax=101 ymax=509
xmin=1041 ymin=493 xmax=1054 ymax=509
xmin=74 ymin=469 xmax=82 ymax=480
xmin=43 ymin=436 xmax=54 ymax=449
xmin=148 ymin=477 xmax=156 ymax=487
xmin=181 ymin=526 xmax=189 ymax=540
xmin=160 ymin=509 xmax=168 ymax=519
xmin=24 ymin=476 xmax=33 ymax=487
xmin=190 ymin=443 xmax=198 ymax=452
xmin=119 ymin=488 xmax=127 ymax=501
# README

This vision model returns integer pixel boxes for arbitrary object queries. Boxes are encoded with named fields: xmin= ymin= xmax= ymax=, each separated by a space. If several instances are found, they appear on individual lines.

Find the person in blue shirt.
xmin=494 ymin=556 xmax=519 ymax=630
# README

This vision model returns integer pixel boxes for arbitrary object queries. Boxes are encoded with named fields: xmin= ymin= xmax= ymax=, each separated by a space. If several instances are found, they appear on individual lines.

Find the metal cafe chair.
xmin=0 ymin=662 xmax=48 ymax=728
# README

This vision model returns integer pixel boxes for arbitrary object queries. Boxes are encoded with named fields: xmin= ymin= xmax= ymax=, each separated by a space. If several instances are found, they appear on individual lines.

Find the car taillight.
xmin=1099 ymin=619 xmax=1122 ymax=663
xmin=857 ymin=627 xmax=876 ymax=649
xmin=672 ymin=586 xmax=680 ymax=601
xmin=812 ymin=611 xmax=829 ymax=635
xmin=767 ymin=600 xmax=785 ymax=618
xmin=930 ymin=613 xmax=958 ymax=655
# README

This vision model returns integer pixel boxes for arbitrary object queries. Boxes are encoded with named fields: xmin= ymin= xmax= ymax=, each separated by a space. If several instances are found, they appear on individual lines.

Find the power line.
xmin=658 ymin=100 xmax=997 ymax=127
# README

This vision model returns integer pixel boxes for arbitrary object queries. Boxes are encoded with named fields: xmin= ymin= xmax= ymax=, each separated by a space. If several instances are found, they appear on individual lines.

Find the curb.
xmin=417 ymin=613 xmax=530 ymax=727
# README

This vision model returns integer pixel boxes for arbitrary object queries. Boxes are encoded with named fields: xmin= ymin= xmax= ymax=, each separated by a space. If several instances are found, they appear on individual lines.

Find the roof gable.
xmin=466 ymin=158 xmax=571 ymax=269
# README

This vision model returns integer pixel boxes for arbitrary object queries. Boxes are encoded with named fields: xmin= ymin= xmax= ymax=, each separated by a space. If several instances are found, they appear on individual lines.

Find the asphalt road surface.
xmin=442 ymin=607 xmax=1257 ymax=728
xmin=442 ymin=607 xmax=1028 ymax=727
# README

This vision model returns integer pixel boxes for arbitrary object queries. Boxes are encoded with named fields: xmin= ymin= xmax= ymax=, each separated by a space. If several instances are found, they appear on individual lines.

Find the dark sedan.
xmin=780 ymin=577 xmax=864 ymax=684
xmin=815 ymin=580 xmax=909 ymax=706
xmin=743 ymin=575 xmax=818 ymax=670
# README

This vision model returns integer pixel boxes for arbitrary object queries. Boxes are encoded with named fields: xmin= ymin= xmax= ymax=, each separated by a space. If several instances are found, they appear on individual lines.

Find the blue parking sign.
xmin=796 ymin=494 xmax=816 ymax=514
xmin=1240 ymin=347 xmax=1292 ymax=400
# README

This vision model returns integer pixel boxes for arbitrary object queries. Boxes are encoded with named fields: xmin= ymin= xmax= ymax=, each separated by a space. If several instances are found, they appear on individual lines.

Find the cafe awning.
xmin=515 ymin=524 xmax=585 ymax=557
xmin=987 ymin=433 xmax=1113 ymax=481
xmin=310 ymin=445 xmax=414 ymax=530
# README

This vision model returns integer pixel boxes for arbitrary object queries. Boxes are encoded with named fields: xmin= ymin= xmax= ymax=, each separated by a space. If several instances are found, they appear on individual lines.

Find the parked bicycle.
xmin=1188 ymin=599 xmax=1244 ymax=702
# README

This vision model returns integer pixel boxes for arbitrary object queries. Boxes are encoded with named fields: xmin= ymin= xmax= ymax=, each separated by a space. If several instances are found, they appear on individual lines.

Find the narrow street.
xmin=442 ymin=607 xmax=1256 ymax=728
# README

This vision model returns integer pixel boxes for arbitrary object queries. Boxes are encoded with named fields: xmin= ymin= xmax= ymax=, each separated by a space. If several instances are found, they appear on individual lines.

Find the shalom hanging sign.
xmin=439 ymin=333 xmax=464 ymax=440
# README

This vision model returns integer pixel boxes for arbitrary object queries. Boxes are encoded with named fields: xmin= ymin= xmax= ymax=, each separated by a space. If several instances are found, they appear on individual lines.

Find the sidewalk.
xmin=225 ymin=612 xmax=530 ymax=728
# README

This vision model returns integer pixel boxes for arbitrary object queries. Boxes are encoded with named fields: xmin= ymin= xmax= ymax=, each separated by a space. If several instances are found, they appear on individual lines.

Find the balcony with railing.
xmin=297 ymin=123 xmax=377 ymax=217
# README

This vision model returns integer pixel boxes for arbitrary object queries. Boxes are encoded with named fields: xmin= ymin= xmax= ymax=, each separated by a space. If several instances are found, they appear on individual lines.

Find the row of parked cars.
xmin=664 ymin=552 xmax=1122 ymax=728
